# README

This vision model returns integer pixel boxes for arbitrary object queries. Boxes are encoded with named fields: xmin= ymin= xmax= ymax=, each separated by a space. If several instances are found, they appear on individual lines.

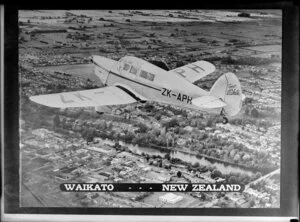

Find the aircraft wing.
xmin=192 ymin=95 xmax=227 ymax=109
xmin=29 ymin=86 xmax=138 ymax=108
xmin=169 ymin=61 xmax=216 ymax=83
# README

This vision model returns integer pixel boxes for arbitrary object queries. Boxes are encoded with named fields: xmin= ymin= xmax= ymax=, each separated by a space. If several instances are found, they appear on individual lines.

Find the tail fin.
xmin=210 ymin=72 xmax=242 ymax=117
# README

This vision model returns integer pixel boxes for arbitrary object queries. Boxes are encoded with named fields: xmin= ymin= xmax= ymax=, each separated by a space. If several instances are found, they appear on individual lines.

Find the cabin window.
xmin=123 ymin=63 xmax=130 ymax=71
xmin=140 ymin=70 xmax=155 ymax=81
xmin=148 ymin=73 xmax=155 ymax=81
xmin=140 ymin=70 xmax=148 ymax=79
xmin=129 ymin=66 xmax=138 ymax=75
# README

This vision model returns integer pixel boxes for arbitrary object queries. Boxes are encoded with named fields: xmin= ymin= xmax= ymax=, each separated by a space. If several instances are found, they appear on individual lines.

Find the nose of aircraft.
xmin=92 ymin=55 xmax=117 ymax=71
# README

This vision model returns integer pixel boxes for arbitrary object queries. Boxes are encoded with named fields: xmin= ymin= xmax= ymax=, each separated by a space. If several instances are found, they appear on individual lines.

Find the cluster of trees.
xmin=50 ymin=104 xmax=277 ymax=175
xmin=131 ymin=133 xmax=171 ymax=147
xmin=222 ymin=171 xmax=255 ymax=185
xmin=138 ymin=103 xmax=188 ymax=121
xmin=249 ymin=179 xmax=279 ymax=202
xmin=255 ymin=106 xmax=280 ymax=120
xmin=164 ymin=106 xmax=188 ymax=117
xmin=230 ymin=116 xmax=273 ymax=128
xmin=192 ymin=160 xmax=258 ymax=184
xmin=52 ymin=110 xmax=178 ymax=148
xmin=133 ymin=192 xmax=153 ymax=201
xmin=211 ymin=169 xmax=223 ymax=179
xmin=208 ymin=55 xmax=277 ymax=66
xmin=141 ymin=153 xmax=172 ymax=169
xmin=218 ymin=56 xmax=275 ymax=66
xmin=194 ymin=134 xmax=277 ymax=174
xmin=245 ymin=105 xmax=259 ymax=118
xmin=180 ymin=156 xmax=258 ymax=185
xmin=162 ymin=118 xmax=180 ymax=131
xmin=134 ymin=122 xmax=148 ymax=133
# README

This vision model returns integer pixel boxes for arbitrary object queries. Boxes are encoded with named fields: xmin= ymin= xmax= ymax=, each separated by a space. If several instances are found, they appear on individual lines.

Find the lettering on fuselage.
xmin=226 ymin=83 xmax=240 ymax=95
xmin=161 ymin=88 xmax=193 ymax=104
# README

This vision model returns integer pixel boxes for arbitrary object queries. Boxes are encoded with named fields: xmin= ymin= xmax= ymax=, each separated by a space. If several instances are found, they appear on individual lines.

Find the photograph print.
xmin=18 ymin=9 xmax=282 ymax=209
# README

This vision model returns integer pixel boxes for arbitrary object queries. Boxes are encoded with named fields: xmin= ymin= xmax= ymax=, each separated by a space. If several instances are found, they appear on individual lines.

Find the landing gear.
xmin=220 ymin=108 xmax=228 ymax=124
xmin=222 ymin=116 xmax=229 ymax=124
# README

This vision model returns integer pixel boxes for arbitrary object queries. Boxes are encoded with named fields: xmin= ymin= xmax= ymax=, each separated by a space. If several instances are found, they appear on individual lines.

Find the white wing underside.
xmin=169 ymin=60 xmax=216 ymax=83
xmin=29 ymin=86 xmax=137 ymax=108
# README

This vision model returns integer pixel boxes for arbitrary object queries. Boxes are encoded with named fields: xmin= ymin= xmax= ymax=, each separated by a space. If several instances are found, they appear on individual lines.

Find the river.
xmin=102 ymin=139 xmax=255 ymax=177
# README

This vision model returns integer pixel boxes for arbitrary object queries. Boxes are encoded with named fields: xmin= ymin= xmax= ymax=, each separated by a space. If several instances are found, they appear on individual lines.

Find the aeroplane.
xmin=30 ymin=55 xmax=243 ymax=124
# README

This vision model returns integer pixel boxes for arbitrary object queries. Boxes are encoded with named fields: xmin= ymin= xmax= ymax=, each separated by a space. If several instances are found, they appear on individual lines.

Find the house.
xmin=119 ymin=171 xmax=127 ymax=177
xmin=159 ymin=193 xmax=183 ymax=204
xmin=142 ymin=166 xmax=152 ymax=172
xmin=183 ymin=126 xmax=193 ymax=132
xmin=86 ymin=177 xmax=98 ymax=183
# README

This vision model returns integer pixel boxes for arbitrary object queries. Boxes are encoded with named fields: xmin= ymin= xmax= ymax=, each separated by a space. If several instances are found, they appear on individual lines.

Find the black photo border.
xmin=3 ymin=2 xmax=299 ymax=217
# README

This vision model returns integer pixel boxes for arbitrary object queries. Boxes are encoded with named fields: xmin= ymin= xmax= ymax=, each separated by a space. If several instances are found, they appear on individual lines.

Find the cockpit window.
xmin=140 ymin=70 xmax=155 ymax=81
xmin=129 ymin=66 xmax=138 ymax=75
xmin=123 ymin=63 xmax=130 ymax=71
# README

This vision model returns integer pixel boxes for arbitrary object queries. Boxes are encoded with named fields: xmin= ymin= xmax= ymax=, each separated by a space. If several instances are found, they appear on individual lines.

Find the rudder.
xmin=209 ymin=72 xmax=242 ymax=117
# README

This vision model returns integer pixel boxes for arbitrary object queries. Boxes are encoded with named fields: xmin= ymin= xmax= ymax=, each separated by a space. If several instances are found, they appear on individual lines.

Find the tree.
xmin=84 ymin=128 xmax=96 ymax=144
xmin=258 ymin=150 xmax=267 ymax=159
xmin=228 ymin=176 xmax=238 ymax=184
xmin=164 ymin=153 xmax=171 ymax=161
xmin=254 ymin=172 xmax=262 ymax=180
xmin=123 ymin=132 xmax=135 ymax=143
xmin=137 ymin=123 xmax=148 ymax=133
xmin=60 ymin=118 xmax=66 ymax=128
xmin=245 ymin=105 xmax=251 ymax=115
xmin=233 ymin=154 xmax=241 ymax=162
xmin=251 ymin=108 xmax=259 ymax=118
xmin=154 ymin=113 xmax=162 ymax=121
xmin=177 ymin=171 xmax=182 ymax=178
xmin=211 ymin=169 xmax=223 ymax=179
xmin=200 ymin=193 xmax=206 ymax=201
xmin=174 ymin=127 xmax=180 ymax=134
xmin=162 ymin=118 xmax=179 ymax=130
xmin=229 ymin=149 xmax=236 ymax=159
xmin=192 ymin=162 xmax=200 ymax=168
xmin=249 ymin=199 xmax=256 ymax=207
xmin=143 ymin=103 xmax=155 ymax=112
xmin=242 ymin=154 xmax=251 ymax=161
xmin=187 ymin=164 xmax=193 ymax=172
xmin=206 ymin=115 xmax=218 ymax=127
xmin=53 ymin=114 xmax=60 ymax=128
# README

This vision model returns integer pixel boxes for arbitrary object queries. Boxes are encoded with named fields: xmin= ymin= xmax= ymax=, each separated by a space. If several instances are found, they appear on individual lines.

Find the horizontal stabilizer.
xmin=192 ymin=95 xmax=227 ymax=109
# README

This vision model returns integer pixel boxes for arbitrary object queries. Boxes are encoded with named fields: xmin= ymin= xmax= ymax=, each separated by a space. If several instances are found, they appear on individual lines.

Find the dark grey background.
xmin=3 ymin=2 xmax=299 ymax=217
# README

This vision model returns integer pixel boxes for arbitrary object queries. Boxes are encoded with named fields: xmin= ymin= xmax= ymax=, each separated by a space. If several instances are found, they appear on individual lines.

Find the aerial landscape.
xmin=19 ymin=10 xmax=281 ymax=208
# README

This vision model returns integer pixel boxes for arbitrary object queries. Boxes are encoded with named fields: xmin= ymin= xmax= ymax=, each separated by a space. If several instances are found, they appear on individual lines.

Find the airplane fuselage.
xmin=93 ymin=56 xmax=220 ymax=114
